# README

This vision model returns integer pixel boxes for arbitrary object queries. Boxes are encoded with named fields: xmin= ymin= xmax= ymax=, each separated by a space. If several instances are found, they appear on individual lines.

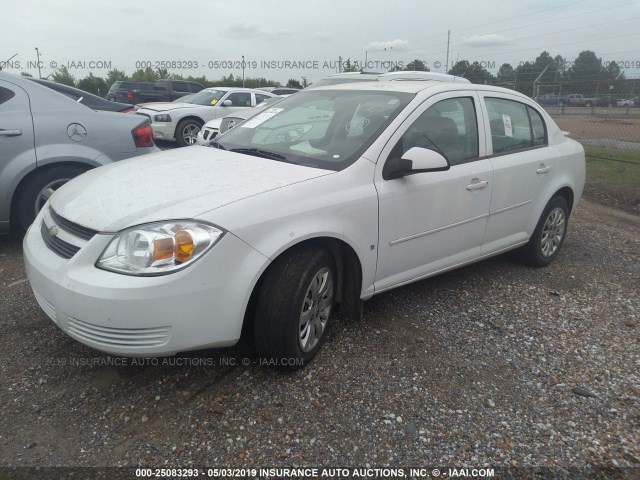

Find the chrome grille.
xmin=50 ymin=209 xmax=97 ymax=241
xmin=67 ymin=317 xmax=171 ymax=348
xmin=41 ymin=221 xmax=80 ymax=259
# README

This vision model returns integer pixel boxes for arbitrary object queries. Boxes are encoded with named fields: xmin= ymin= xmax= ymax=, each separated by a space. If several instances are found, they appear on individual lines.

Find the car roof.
xmin=204 ymin=87 xmax=272 ymax=93
xmin=309 ymin=80 xmax=534 ymax=99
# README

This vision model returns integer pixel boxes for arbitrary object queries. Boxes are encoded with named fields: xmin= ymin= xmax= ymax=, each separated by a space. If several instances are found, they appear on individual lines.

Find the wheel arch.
xmin=554 ymin=185 xmax=575 ymax=214
xmin=174 ymin=115 xmax=205 ymax=132
xmin=241 ymin=235 xmax=364 ymax=339
xmin=10 ymin=160 xmax=94 ymax=229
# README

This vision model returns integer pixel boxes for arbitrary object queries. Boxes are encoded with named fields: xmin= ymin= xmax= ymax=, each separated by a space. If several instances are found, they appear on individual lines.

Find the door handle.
xmin=536 ymin=165 xmax=551 ymax=174
xmin=0 ymin=129 xmax=22 ymax=137
xmin=466 ymin=180 xmax=489 ymax=190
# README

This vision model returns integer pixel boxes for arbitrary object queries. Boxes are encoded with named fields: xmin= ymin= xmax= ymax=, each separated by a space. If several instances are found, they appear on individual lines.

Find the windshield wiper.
xmin=230 ymin=148 xmax=295 ymax=164
xmin=208 ymin=141 xmax=225 ymax=150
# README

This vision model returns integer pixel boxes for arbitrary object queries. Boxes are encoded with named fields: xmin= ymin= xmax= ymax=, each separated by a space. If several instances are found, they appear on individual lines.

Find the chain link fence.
xmin=494 ymin=76 xmax=640 ymax=151
xmin=521 ymin=80 xmax=640 ymax=213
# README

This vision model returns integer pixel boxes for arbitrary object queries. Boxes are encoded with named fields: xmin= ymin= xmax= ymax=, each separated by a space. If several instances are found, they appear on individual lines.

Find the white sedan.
xmin=136 ymin=87 xmax=275 ymax=146
xmin=24 ymin=80 xmax=585 ymax=369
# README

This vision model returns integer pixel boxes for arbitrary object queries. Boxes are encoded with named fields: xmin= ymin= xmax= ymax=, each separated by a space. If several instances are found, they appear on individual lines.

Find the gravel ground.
xmin=0 ymin=199 xmax=638 ymax=478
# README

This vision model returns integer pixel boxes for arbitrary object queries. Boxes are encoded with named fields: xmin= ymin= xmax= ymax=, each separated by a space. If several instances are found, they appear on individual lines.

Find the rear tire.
xmin=254 ymin=247 xmax=336 ymax=370
xmin=14 ymin=165 xmax=89 ymax=233
xmin=520 ymin=195 xmax=569 ymax=267
xmin=175 ymin=119 xmax=203 ymax=147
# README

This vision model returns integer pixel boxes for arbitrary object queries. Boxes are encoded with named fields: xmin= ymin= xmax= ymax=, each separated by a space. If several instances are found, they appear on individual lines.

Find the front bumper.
xmin=196 ymin=126 xmax=218 ymax=145
xmin=23 ymin=208 xmax=269 ymax=357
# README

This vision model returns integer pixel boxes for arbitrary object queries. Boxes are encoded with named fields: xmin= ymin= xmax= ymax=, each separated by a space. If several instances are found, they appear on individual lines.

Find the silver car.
xmin=0 ymin=72 xmax=159 ymax=233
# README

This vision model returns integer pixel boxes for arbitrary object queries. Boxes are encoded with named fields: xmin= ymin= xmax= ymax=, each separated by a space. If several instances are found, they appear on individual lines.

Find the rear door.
xmin=0 ymin=80 xmax=36 ymax=224
xmin=477 ymin=93 xmax=555 ymax=253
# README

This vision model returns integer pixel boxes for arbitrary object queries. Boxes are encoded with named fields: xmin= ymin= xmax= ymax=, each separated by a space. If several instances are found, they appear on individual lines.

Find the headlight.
xmin=97 ymin=221 xmax=224 ymax=276
xmin=154 ymin=114 xmax=172 ymax=122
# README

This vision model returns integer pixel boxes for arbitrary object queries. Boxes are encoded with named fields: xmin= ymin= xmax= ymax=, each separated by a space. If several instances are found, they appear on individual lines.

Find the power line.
xmin=399 ymin=0 xmax=638 ymax=53
xmin=426 ymin=31 xmax=640 ymax=66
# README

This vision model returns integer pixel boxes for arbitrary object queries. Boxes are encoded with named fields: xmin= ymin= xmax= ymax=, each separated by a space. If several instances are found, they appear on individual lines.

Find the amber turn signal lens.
xmin=175 ymin=230 xmax=195 ymax=263
xmin=153 ymin=237 xmax=174 ymax=261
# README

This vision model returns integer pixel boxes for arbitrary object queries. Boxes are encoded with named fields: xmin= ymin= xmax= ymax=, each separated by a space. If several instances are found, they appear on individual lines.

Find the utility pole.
xmin=35 ymin=47 xmax=42 ymax=78
xmin=242 ymin=55 xmax=245 ymax=87
xmin=533 ymin=65 xmax=549 ymax=98
xmin=445 ymin=30 xmax=450 ymax=73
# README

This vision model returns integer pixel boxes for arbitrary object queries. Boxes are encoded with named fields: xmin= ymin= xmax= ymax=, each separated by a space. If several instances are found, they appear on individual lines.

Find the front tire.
xmin=175 ymin=119 xmax=203 ymax=147
xmin=520 ymin=196 xmax=569 ymax=267
xmin=254 ymin=247 xmax=336 ymax=369
xmin=14 ymin=165 xmax=88 ymax=233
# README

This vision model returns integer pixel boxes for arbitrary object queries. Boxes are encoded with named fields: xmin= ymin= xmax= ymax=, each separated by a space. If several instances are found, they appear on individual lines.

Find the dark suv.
xmin=109 ymin=80 xmax=206 ymax=104
xmin=106 ymin=81 xmax=155 ymax=101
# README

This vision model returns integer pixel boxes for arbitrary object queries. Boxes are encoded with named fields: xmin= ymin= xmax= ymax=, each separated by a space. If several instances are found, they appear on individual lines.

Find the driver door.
xmin=374 ymin=92 xmax=493 ymax=292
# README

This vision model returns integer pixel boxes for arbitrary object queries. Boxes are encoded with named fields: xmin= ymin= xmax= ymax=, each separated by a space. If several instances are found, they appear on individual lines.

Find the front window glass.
xmin=390 ymin=97 xmax=479 ymax=166
xmin=186 ymin=89 xmax=227 ymax=106
xmin=215 ymin=89 xmax=413 ymax=170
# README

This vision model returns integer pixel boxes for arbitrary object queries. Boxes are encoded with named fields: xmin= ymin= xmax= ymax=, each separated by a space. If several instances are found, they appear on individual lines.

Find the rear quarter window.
xmin=0 ymin=87 xmax=16 ymax=107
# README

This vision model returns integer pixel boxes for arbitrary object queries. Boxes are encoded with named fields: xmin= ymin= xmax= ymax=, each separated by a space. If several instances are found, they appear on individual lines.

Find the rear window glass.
xmin=486 ymin=98 xmax=537 ymax=154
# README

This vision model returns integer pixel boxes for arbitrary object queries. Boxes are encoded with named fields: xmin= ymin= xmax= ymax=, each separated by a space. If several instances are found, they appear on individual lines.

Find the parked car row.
xmin=107 ymin=79 xmax=206 ymax=104
xmin=135 ymin=87 xmax=277 ymax=146
xmin=534 ymin=93 xmax=636 ymax=107
xmin=23 ymin=74 xmax=585 ymax=369
xmin=0 ymin=72 xmax=158 ymax=233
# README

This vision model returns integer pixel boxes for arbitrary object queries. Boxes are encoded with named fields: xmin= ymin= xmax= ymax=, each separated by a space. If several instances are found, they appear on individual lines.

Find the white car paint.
xmin=24 ymin=81 xmax=585 ymax=359
xmin=195 ymin=117 xmax=223 ymax=145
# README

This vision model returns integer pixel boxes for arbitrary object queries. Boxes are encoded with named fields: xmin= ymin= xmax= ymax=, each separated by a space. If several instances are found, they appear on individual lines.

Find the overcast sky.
xmin=2 ymin=0 xmax=639 ymax=84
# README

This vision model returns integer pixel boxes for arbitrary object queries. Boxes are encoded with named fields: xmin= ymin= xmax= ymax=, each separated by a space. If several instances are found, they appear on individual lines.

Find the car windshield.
xmin=185 ymin=90 xmax=227 ymax=106
xmin=214 ymin=89 xmax=413 ymax=171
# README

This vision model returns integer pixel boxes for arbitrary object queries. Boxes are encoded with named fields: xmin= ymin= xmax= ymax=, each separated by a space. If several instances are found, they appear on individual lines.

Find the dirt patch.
xmin=552 ymin=114 xmax=640 ymax=146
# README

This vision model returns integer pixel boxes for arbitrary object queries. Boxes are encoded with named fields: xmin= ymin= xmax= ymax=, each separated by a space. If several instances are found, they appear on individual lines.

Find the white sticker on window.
xmin=502 ymin=114 xmax=513 ymax=137
xmin=241 ymin=108 xmax=284 ymax=129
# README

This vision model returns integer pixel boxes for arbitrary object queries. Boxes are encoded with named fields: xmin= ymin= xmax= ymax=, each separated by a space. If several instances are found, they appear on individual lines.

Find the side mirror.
xmin=221 ymin=99 xmax=232 ymax=106
xmin=383 ymin=147 xmax=449 ymax=180
xmin=402 ymin=147 xmax=449 ymax=171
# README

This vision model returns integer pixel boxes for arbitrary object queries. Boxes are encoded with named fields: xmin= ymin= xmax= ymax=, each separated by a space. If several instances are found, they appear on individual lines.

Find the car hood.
xmin=50 ymin=146 xmax=333 ymax=232
xmin=137 ymin=102 xmax=201 ymax=112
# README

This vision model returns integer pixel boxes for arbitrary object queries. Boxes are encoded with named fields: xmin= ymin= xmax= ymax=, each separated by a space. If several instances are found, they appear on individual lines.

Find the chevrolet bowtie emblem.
xmin=48 ymin=225 xmax=59 ymax=238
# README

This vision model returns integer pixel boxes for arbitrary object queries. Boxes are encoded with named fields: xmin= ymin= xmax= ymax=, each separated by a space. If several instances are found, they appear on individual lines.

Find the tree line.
xmin=19 ymin=49 xmax=638 ymax=98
